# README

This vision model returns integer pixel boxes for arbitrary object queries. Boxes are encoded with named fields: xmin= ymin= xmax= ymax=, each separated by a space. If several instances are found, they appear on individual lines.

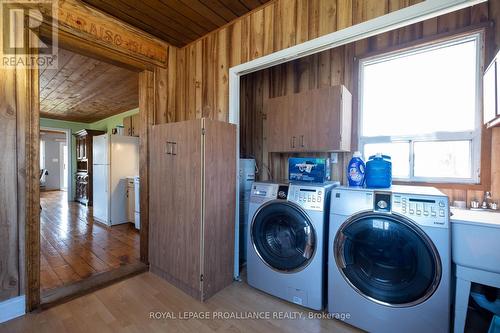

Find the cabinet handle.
xmin=171 ymin=142 xmax=177 ymax=155
xmin=165 ymin=141 xmax=177 ymax=155
xmin=300 ymin=135 xmax=304 ymax=147
xmin=291 ymin=136 xmax=296 ymax=148
xmin=165 ymin=141 xmax=172 ymax=155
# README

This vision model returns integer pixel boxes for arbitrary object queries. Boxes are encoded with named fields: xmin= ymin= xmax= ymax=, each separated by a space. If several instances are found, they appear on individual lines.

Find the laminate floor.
xmin=1 ymin=272 xmax=361 ymax=333
xmin=40 ymin=191 xmax=140 ymax=293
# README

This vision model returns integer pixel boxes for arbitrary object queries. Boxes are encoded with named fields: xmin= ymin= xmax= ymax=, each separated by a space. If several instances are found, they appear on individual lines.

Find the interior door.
xmin=334 ymin=212 xmax=441 ymax=307
xmin=150 ymin=120 xmax=203 ymax=298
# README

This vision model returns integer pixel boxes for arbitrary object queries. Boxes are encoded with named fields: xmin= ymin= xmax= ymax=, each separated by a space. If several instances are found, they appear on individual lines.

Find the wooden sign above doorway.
xmin=39 ymin=0 xmax=169 ymax=68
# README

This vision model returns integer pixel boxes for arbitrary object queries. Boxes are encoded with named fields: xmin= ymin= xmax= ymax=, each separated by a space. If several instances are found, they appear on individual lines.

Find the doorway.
xmin=37 ymin=45 xmax=146 ymax=305
xmin=40 ymin=127 xmax=71 ymax=196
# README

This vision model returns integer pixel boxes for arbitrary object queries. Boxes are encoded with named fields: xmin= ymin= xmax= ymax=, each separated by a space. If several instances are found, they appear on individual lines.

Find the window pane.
xmin=363 ymin=142 xmax=409 ymax=178
xmin=414 ymin=141 xmax=471 ymax=179
xmin=361 ymin=38 xmax=477 ymax=137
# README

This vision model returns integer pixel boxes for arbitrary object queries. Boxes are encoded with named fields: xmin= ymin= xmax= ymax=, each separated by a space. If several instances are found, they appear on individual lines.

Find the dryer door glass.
xmin=335 ymin=212 xmax=441 ymax=307
xmin=251 ymin=201 xmax=315 ymax=272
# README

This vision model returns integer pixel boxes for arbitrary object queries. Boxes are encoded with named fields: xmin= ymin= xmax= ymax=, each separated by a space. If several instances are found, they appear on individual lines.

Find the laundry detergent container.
xmin=365 ymin=154 xmax=392 ymax=188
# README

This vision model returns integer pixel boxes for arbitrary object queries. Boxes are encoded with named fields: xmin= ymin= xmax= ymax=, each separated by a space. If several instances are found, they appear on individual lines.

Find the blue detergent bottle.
xmin=365 ymin=153 xmax=392 ymax=188
xmin=347 ymin=151 xmax=365 ymax=186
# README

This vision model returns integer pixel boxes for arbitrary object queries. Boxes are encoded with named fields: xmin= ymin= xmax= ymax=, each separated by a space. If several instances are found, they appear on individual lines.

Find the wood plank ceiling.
xmin=40 ymin=48 xmax=139 ymax=123
xmin=81 ymin=0 xmax=272 ymax=47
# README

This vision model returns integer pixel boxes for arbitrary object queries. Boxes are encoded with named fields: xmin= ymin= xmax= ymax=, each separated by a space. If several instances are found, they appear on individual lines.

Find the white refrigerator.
xmin=93 ymin=134 xmax=139 ymax=226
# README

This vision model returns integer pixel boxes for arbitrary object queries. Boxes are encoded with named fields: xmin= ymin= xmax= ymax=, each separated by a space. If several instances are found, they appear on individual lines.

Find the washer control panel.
xmin=249 ymin=183 xmax=279 ymax=205
xmin=392 ymin=194 xmax=449 ymax=228
xmin=288 ymin=185 xmax=326 ymax=211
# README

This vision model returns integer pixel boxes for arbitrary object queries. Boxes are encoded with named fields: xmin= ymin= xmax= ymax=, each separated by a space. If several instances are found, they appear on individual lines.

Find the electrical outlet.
xmin=330 ymin=153 xmax=338 ymax=164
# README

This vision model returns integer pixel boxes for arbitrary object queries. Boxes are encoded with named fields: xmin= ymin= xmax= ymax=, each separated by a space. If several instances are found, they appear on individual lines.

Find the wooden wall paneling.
xmin=318 ymin=0 xmax=337 ymax=37
xmin=274 ymin=0 xmax=297 ymax=51
xmin=262 ymin=3 xmax=275 ymax=56
xmin=139 ymin=70 xmax=155 ymax=264
xmin=239 ymin=74 xmax=250 ymax=158
xmin=250 ymin=8 xmax=265 ymax=60
xmin=491 ymin=128 xmax=500 ymax=203
xmin=240 ymin=15 xmax=251 ymax=65
xmin=202 ymin=119 xmax=236 ymax=299
xmin=0 ymin=44 xmax=20 ymax=303
xmin=229 ymin=20 xmax=242 ymax=68
xmin=217 ymin=28 xmax=230 ymax=122
xmin=296 ymin=0 xmax=309 ymax=44
xmin=176 ymin=49 xmax=186 ymax=122
xmin=22 ymin=57 xmax=40 ymax=309
xmin=186 ymin=44 xmax=197 ymax=120
xmin=202 ymin=36 xmax=214 ymax=119
xmin=0 ymin=19 xmax=41 ymax=308
xmin=154 ymin=67 xmax=168 ymax=125
xmin=491 ymin=0 xmax=500 ymax=57
xmin=166 ymin=48 xmax=177 ymax=123
xmin=195 ymin=41 xmax=204 ymax=120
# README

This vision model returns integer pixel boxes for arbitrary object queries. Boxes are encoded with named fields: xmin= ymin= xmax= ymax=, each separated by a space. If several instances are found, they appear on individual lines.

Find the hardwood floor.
xmin=40 ymin=191 xmax=140 ymax=294
xmin=1 ymin=272 xmax=360 ymax=333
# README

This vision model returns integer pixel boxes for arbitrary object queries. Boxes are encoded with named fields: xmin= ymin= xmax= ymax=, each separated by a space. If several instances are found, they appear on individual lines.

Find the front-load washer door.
xmin=251 ymin=200 xmax=316 ymax=273
xmin=334 ymin=211 xmax=441 ymax=307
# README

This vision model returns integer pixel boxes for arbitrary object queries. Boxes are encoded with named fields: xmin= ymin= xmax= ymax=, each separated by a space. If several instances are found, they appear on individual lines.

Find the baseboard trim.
xmin=0 ymin=295 xmax=26 ymax=323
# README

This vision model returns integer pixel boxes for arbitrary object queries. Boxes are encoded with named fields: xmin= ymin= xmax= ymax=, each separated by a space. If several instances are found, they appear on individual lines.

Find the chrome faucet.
xmin=482 ymin=191 xmax=491 ymax=209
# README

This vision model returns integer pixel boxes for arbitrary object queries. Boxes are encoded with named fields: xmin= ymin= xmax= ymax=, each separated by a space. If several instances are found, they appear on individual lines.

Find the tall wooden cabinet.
xmin=265 ymin=85 xmax=352 ymax=152
xmin=149 ymin=118 xmax=236 ymax=301
xmin=74 ymin=129 xmax=105 ymax=205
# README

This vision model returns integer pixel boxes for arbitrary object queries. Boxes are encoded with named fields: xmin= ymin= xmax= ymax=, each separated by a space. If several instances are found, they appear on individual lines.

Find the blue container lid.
xmin=368 ymin=154 xmax=391 ymax=161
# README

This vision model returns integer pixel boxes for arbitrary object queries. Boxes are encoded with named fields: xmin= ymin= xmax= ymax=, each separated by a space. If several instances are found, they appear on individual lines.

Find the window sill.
xmin=393 ymin=181 xmax=488 ymax=191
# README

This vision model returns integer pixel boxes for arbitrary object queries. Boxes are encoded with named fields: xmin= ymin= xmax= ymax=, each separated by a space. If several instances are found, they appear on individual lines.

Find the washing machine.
xmin=247 ymin=181 xmax=337 ymax=310
xmin=328 ymin=186 xmax=451 ymax=333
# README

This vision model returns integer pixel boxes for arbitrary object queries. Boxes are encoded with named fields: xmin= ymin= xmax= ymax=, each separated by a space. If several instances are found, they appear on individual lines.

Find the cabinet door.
xmin=201 ymin=119 xmax=236 ymax=299
xmin=123 ymin=117 xmax=132 ymax=136
xmin=302 ymin=85 xmax=352 ymax=152
xmin=292 ymin=90 xmax=312 ymax=152
xmin=265 ymin=95 xmax=295 ymax=152
xmin=150 ymin=120 xmax=203 ymax=299
xmin=131 ymin=114 xmax=141 ymax=137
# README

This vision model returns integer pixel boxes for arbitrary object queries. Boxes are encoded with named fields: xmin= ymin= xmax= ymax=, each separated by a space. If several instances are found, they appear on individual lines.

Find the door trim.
xmin=22 ymin=11 xmax=158 ymax=311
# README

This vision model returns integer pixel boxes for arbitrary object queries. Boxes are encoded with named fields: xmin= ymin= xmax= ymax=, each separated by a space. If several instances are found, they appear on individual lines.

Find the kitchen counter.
xmin=450 ymin=208 xmax=500 ymax=228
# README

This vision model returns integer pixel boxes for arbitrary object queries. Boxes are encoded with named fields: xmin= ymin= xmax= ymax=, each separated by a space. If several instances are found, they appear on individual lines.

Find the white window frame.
xmin=358 ymin=32 xmax=483 ymax=184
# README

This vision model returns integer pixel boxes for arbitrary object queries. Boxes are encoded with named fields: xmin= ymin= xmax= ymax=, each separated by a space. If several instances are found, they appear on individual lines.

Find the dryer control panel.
xmin=392 ymin=193 xmax=449 ymax=228
xmin=289 ymin=185 xmax=326 ymax=211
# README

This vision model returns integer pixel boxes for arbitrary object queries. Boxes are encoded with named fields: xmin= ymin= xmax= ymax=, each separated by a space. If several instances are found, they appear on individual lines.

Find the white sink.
xmin=451 ymin=208 xmax=500 ymax=274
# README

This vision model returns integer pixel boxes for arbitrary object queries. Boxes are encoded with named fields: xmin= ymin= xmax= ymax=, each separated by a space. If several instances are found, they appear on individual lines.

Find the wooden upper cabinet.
xmin=264 ymin=85 xmax=352 ymax=153
xmin=131 ymin=114 xmax=141 ymax=137
xmin=123 ymin=116 xmax=132 ymax=136
xmin=123 ymin=114 xmax=141 ymax=137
